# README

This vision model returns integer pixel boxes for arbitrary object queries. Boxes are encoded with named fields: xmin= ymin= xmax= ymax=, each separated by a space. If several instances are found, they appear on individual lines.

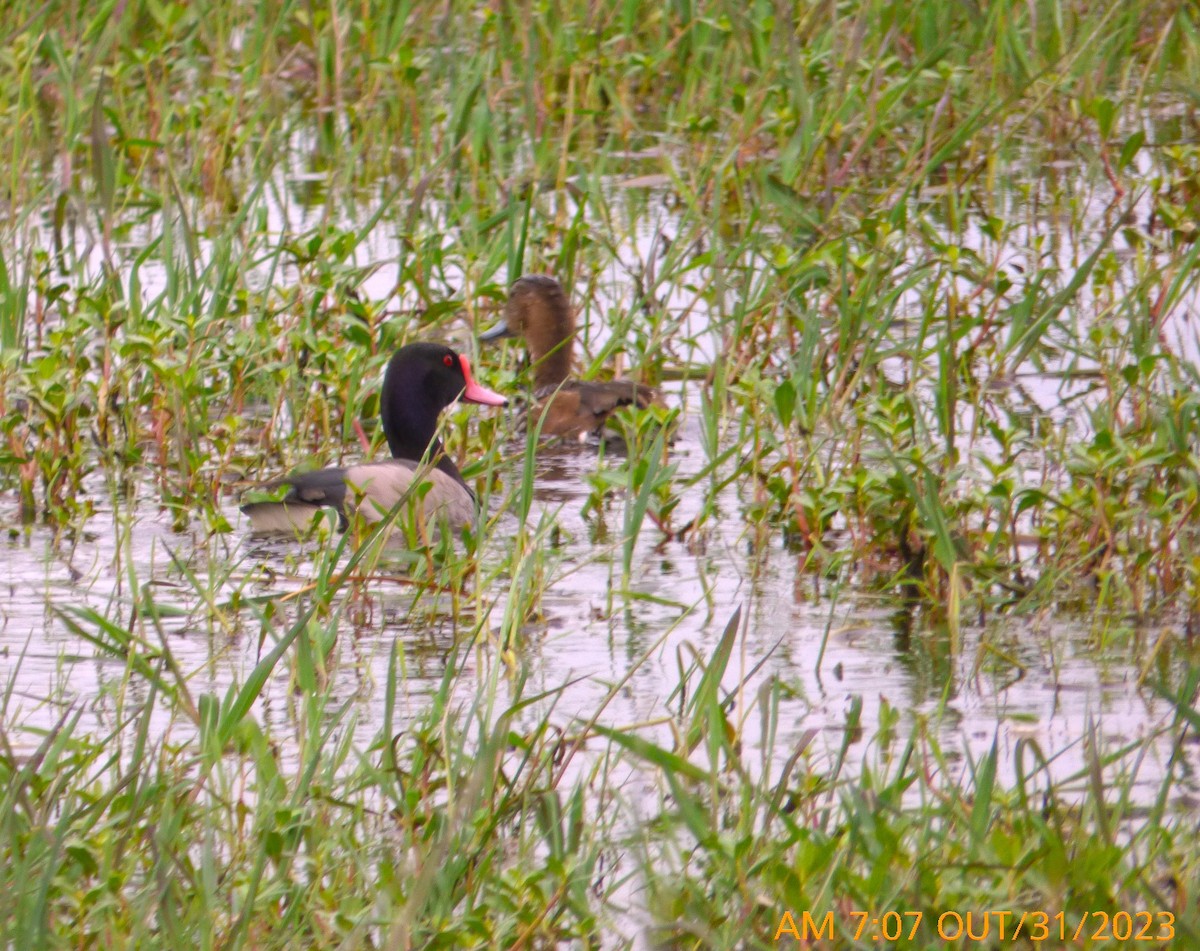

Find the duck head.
xmin=480 ymin=274 xmax=575 ymax=390
xmin=380 ymin=342 xmax=506 ymax=462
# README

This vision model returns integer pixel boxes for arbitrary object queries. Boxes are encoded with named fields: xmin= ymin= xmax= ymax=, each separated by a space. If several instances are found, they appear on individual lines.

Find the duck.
xmin=241 ymin=342 xmax=507 ymax=534
xmin=479 ymin=274 xmax=661 ymax=441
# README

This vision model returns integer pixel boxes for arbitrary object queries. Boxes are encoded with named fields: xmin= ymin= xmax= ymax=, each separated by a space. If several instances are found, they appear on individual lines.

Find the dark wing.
xmin=275 ymin=467 xmax=351 ymax=508
xmin=532 ymin=380 xmax=662 ymax=438
xmin=240 ymin=466 xmax=350 ymax=533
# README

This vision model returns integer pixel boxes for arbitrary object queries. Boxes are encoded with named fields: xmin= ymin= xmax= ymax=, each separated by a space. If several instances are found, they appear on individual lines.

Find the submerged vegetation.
xmin=2 ymin=0 xmax=1200 ymax=945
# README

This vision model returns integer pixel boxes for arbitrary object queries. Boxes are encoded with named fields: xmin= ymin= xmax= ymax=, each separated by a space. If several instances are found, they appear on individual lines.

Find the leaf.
xmin=1118 ymin=131 xmax=1145 ymax=170
xmin=590 ymin=723 xmax=710 ymax=784
xmin=90 ymin=76 xmax=115 ymax=215
xmin=774 ymin=378 xmax=796 ymax=427
xmin=683 ymin=606 xmax=741 ymax=754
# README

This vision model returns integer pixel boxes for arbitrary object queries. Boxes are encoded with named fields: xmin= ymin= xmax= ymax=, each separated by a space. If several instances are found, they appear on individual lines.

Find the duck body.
xmin=526 ymin=378 xmax=660 ymax=441
xmin=241 ymin=342 xmax=505 ymax=534
xmin=480 ymin=274 xmax=661 ymax=441
xmin=240 ymin=460 xmax=477 ymax=534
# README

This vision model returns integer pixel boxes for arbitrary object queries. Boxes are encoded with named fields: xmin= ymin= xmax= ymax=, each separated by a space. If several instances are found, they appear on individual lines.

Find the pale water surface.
xmin=3 ymin=117 xmax=1199 ymax=812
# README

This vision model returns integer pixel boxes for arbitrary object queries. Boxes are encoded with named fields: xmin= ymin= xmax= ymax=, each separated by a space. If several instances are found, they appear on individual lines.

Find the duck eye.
xmin=443 ymin=354 xmax=454 ymax=367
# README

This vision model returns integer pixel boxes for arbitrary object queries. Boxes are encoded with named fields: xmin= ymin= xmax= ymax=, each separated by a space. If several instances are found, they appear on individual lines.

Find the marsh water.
xmin=2 ymin=405 xmax=1191 ymax=808
xmin=2 ymin=133 xmax=1198 ymax=814
xmin=2 ymin=399 xmax=1194 ymax=808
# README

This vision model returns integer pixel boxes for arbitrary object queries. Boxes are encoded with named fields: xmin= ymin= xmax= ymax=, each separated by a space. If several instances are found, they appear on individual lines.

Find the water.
xmin=1 ymin=381 xmax=1193 ymax=807
xmin=3 ymin=112 xmax=1200 ymax=812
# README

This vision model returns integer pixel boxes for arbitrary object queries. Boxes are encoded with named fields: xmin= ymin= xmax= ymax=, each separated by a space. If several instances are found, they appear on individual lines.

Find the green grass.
xmin=3 ymin=0 xmax=1200 ymax=945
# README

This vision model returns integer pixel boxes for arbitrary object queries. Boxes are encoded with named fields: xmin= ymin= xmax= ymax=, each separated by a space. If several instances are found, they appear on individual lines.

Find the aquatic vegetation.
xmin=2 ymin=0 xmax=1200 ymax=945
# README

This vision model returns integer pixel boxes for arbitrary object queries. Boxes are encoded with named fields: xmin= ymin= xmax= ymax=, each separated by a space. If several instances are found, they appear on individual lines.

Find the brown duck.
xmin=241 ymin=342 xmax=507 ymax=534
xmin=479 ymin=275 xmax=660 ymax=440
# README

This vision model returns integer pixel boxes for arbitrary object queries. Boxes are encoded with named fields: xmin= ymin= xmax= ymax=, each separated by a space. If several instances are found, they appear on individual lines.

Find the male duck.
xmin=479 ymin=274 xmax=660 ymax=441
xmin=242 ymin=342 xmax=506 ymax=533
